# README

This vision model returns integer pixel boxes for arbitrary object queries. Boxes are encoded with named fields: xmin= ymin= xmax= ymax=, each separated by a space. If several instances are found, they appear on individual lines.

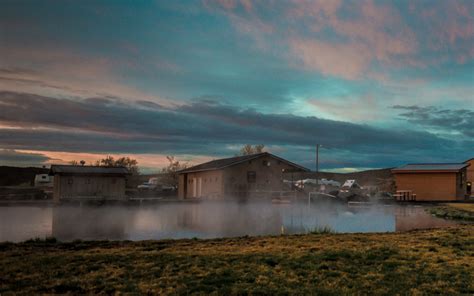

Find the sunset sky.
xmin=0 ymin=0 xmax=473 ymax=173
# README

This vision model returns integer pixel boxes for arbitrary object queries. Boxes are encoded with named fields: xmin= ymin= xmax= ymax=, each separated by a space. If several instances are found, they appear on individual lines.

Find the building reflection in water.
xmin=52 ymin=206 xmax=127 ymax=241
xmin=394 ymin=206 xmax=457 ymax=232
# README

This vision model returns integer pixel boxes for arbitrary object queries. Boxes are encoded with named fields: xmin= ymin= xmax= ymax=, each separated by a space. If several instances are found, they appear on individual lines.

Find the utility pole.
xmin=316 ymin=144 xmax=321 ymax=191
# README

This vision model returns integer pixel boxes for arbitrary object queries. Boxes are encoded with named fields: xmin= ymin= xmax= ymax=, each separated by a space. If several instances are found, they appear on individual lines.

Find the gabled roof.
xmin=392 ymin=163 xmax=469 ymax=173
xmin=465 ymin=158 xmax=474 ymax=163
xmin=178 ymin=152 xmax=309 ymax=174
xmin=49 ymin=165 xmax=130 ymax=175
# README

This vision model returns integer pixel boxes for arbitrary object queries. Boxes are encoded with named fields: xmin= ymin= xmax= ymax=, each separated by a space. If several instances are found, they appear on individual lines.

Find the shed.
xmin=49 ymin=165 xmax=130 ymax=202
xmin=465 ymin=158 xmax=474 ymax=197
xmin=391 ymin=163 xmax=469 ymax=201
xmin=177 ymin=152 xmax=309 ymax=199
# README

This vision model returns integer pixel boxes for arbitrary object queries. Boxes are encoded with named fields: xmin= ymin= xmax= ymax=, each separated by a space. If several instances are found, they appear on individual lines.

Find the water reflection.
xmin=0 ymin=202 xmax=460 ymax=242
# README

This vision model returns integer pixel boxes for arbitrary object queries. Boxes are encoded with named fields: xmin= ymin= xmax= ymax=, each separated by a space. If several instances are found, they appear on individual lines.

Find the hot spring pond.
xmin=0 ymin=202 xmax=458 ymax=242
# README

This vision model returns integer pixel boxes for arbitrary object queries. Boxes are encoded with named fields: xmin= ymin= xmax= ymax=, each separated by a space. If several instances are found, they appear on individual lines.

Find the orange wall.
xmin=394 ymin=172 xmax=464 ymax=201
xmin=466 ymin=159 xmax=474 ymax=182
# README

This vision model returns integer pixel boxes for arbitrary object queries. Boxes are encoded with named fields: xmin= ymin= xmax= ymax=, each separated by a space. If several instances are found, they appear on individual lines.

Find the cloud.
xmin=0 ymin=46 xmax=170 ymax=105
xmin=0 ymin=149 xmax=51 ymax=167
xmin=393 ymin=105 xmax=474 ymax=138
xmin=289 ymin=39 xmax=371 ymax=80
xmin=0 ymin=91 xmax=471 ymax=169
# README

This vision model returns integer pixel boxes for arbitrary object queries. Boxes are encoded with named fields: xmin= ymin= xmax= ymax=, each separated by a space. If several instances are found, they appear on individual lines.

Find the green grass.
xmin=428 ymin=203 xmax=474 ymax=221
xmin=0 ymin=226 xmax=473 ymax=295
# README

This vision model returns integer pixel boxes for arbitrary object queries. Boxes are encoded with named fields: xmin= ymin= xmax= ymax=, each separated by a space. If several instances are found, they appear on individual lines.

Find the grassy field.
xmin=1 ymin=226 xmax=473 ymax=295
xmin=429 ymin=203 xmax=474 ymax=221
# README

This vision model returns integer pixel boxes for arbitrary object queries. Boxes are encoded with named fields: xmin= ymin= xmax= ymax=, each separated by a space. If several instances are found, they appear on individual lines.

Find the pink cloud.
xmin=0 ymin=45 xmax=173 ymax=106
xmin=290 ymin=38 xmax=370 ymax=80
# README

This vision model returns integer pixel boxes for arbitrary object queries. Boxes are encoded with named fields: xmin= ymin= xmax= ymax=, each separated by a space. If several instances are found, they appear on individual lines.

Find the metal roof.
xmin=392 ymin=163 xmax=469 ymax=172
xmin=49 ymin=165 xmax=130 ymax=175
xmin=178 ymin=152 xmax=309 ymax=174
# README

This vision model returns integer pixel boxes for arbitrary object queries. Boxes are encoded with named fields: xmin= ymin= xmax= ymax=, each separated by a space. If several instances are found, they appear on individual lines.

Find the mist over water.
xmin=0 ymin=201 xmax=458 ymax=242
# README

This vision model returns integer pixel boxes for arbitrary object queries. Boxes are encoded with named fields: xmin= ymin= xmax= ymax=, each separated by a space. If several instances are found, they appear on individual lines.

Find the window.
xmin=247 ymin=171 xmax=256 ymax=183
xmin=112 ymin=178 xmax=117 ymax=184
xmin=68 ymin=178 xmax=73 ymax=185
xmin=85 ymin=178 xmax=91 ymax=184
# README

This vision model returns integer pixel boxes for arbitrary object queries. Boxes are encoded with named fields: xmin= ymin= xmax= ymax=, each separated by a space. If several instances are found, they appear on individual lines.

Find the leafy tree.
xmin=239 ymin=144 xmax=265 ymax=156
xmin=161 ymin=156 xmax=187 ymax=187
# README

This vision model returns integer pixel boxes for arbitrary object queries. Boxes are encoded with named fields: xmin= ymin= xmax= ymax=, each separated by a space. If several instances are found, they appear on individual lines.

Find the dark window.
xmin=215 ymin=177 xmax=218 ymax=182
xmin=112 ymin=178 xmax=117 ymax=184
xmin=68 ymin=178 xmax=73 ymax=185
xmin=85 ymin=178 xmax=91 ymax=184
xmin=247 ymin=171 xmax=256 ymax=183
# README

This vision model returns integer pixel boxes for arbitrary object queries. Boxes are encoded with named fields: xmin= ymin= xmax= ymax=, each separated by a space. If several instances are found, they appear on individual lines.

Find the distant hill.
xmin=0 ymin=166 xmax=49 ymax=186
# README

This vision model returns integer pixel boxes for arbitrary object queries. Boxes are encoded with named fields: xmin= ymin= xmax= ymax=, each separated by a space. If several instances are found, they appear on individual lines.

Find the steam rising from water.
xmin=0 ymin=201 xmax=457 ymax=242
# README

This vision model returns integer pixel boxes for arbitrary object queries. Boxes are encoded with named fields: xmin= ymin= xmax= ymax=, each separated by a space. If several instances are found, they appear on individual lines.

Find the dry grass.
xmin=446 ymin=203 xmax=474 ymax=213
xmin=1 ymin=226 xmax=473 ymax=295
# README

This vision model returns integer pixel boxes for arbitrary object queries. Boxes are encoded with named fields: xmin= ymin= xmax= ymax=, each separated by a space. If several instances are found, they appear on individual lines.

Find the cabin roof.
xmin=465 ymin=158 xmax=474 ymax=163
xmin=178 ymin=152 xmax=309 ymax=174
xmin=391 ymin=163 xmax=469 ymax=173
xmin=49 ymin=165 xmax=130 ymax=175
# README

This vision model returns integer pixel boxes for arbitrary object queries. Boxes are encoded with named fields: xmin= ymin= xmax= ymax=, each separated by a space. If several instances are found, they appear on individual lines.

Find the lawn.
xmin=428 ymin=203 xmax=474 ymax=221
xmin=1 ymin=226 xmax=473 ymax=295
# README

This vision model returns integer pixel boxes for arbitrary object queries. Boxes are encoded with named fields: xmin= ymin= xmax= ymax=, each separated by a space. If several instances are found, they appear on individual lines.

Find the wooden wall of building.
xmin=53 ymin=175 xmax=126 ymax=201
xmin=180 ymin=170 xmax=224 ymax=199
xmin=394 ymin=171 xmax=466 ymax=201
xmin=222 ymin=155 xmax=298 ymax=198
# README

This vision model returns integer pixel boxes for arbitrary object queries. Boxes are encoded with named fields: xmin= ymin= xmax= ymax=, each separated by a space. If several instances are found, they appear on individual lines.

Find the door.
xmin=192 ymin=178 xmax=197 ymax=197
xmin=197 ymin=178 xmax=202 ymax=197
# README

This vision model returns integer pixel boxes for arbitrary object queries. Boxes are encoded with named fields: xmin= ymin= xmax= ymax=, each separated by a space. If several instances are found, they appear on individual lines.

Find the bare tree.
xmin=239 ymin=144 xmax=265 ymax=156
xmin=161 ymin=156 xmax=187 ymax=187
xmin=70 ymin=155 xmax=139 ymax=174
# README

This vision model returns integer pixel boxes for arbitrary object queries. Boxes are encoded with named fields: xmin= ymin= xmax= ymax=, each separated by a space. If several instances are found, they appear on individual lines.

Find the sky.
xmin=0 ymin=0 xmax=473 ymax=173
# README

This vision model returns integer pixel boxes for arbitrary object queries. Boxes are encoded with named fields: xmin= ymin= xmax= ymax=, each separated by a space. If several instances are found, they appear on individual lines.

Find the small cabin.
xmin=177 ymin=152 xmax=309 ymax=199
xmin=49 ymin=165 xmax=130 ymax=202
xmin=392 ymin=163 xmax=469 ymax=201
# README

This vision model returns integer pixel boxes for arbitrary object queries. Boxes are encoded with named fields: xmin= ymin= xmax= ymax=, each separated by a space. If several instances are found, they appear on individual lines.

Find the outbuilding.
xmin=392 ymin=163 xmax=470 ymax=201
xmin=49 ymin=165 xmax=130 ymax=202
xmin=465 ymin=158 xmax=473 ymax=197
xmin=178 ymin=152 xmax=309 ymax=199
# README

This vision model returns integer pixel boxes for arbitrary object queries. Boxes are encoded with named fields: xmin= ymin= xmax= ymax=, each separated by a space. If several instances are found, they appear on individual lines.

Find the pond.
xmin=0 ymin=201 xmax=458 ymax=242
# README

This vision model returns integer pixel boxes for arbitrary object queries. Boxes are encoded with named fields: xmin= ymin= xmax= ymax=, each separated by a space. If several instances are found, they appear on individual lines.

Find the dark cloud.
xmin=393 ymin=105 xmax=474 ymax=137
xmin=0 ymin=91 xmax=472 ymax=169
xmin=0 ymin=149 xmax=51 ymax=167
